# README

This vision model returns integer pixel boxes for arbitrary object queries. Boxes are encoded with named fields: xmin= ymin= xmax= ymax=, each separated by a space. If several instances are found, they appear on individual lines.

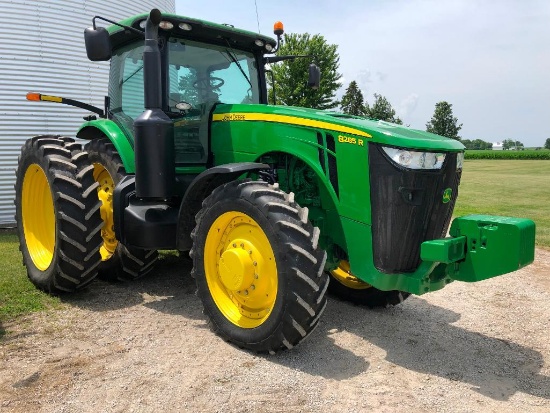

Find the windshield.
xmin=108 ymin=38 xmax=260 ymax=120
xmin=108 ymin=38 xmax=261 ymax=164
xmin=168 ymin=38 xmax=260 ymax=110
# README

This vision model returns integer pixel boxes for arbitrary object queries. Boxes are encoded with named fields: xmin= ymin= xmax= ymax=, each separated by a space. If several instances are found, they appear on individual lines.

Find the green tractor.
xmin=16 ymin=9 xmax=535 ymax=352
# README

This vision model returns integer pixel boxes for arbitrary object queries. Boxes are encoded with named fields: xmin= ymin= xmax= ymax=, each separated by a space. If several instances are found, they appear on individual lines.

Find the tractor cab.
xmin=109 ymin=35 xmax=265 ymax=165
xmin=87 ymin=13 xmax=275 ymax=167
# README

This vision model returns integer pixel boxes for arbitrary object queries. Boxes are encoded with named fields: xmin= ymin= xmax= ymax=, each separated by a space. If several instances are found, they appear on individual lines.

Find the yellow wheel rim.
xmin=204 ymin=211 xmax=278 ymax=328
xmin=22 ymin=164 xmax=55 ymax=270
xmin=92 ymin=163 xmax=118 ymax=261
xmin=331 ymin=260 xmax=371 ymax=290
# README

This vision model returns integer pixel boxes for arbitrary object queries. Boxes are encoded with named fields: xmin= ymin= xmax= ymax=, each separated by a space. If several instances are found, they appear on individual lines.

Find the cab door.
xmin=167 ymin=38 xmax=260 ymax=166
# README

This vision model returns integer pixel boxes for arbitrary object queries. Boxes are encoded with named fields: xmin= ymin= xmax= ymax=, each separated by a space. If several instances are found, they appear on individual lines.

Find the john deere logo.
xmin=442 ymin=188 xmax=452 ymax=203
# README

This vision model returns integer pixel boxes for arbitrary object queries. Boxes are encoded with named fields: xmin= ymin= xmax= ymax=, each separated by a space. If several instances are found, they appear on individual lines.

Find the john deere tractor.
xmin=15 ymin=9 xmax=535 ymax=352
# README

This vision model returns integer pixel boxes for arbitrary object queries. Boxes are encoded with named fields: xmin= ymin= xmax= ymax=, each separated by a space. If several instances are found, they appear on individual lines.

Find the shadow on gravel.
xmin=62 ymin=253 xmax=204 ymax=321
xmin=268 ymin=327 xmax=371 ymax=380
xmin=294 ymin=296 xmax=549 ymax=401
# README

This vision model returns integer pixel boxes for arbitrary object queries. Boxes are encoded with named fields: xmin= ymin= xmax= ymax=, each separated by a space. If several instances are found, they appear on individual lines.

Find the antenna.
xmin=254 ymin=0 xmax=261 ymax=33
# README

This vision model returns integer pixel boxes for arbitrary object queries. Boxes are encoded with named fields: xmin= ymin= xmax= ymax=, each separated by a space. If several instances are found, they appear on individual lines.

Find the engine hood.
xmin=213 ymin=104 xmax=465 ymax=152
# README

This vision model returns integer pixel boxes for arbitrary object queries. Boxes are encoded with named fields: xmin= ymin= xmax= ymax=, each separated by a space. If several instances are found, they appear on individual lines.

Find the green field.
xmin=454 ymin=160 xmax=550 ymax=248
xmin=1 ymin=159 xmax=548 ymax=327
xmin=465 ymin=149 xmax=550 ymax=160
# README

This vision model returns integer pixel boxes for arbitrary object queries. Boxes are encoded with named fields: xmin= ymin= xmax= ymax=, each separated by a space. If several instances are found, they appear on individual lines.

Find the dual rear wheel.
xmin=85 ymin=138 xmax=158 ymax=281
xmin=15 ymin=136 xmax=103 ymax=292
xmin=15 ymin=136 xmax=158 ymax=293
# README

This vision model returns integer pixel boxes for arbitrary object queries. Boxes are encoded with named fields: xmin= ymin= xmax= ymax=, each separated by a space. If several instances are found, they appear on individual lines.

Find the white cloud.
xmin=357 ymin=69 xmax=372 ymax=85
xmin=398 ymin=93 xmax=419 ymax=118
xmin=375 ymin=71 xmax=387 ymax=82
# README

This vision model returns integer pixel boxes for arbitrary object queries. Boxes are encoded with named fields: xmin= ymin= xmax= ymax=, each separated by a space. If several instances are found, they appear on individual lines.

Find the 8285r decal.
xmin=338 ymin=135 xmax=364 ymax=146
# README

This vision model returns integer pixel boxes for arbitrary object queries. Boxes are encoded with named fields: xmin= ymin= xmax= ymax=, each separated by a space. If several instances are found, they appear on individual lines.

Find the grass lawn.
xmin=0 ymin=232 xmax=61 ymax=333
xmin=454 ymin=160 xmax=550 ymax=248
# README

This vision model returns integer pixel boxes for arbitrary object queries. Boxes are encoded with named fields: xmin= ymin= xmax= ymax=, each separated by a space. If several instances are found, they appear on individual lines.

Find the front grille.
xmin=369 ymin=143 xmax=462 ymax=273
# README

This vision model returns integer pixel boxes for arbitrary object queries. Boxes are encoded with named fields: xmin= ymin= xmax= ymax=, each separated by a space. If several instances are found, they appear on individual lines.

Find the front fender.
xmin=77 ymin=119 xmax=136 ymax=173
xmin=176 ymin=162 xmax=270 ymax=251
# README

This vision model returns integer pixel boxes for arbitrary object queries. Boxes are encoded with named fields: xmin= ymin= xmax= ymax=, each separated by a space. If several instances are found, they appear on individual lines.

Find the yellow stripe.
xmin=213 ymin=113 xmax=372 ymax=138
xmin=40 ymin=95 xmax=62 ymax=103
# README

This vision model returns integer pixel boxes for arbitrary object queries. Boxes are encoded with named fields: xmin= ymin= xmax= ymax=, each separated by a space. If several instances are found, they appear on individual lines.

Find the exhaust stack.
xmin=133 ymin=9 xmax=174 ymax=199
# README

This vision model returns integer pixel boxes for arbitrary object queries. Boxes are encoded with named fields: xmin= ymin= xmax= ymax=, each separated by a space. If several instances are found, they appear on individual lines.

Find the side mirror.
xmin=84 ymin=26 xmax=112 ymax=61
xmin=308 ymin=63 xmax=320 ymax=89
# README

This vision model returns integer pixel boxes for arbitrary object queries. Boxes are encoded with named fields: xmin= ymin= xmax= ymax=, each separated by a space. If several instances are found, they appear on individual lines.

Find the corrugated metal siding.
xmin=0 ymin=0 xmax=175 ymax=226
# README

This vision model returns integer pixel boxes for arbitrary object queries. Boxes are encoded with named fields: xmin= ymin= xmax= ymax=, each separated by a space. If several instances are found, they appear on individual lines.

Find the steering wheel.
xmin=175 ymin=101 xmax=193 ymax=111
xmin=193 ymin=76 xmax=225 ymax=90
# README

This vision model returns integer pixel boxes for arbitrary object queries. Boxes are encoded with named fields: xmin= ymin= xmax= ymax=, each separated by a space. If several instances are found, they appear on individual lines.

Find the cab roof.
xmin=107 ymin=12 xmax=277 ymax=53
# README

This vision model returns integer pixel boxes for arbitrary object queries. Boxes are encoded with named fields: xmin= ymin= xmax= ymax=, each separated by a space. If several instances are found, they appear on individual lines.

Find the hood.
xmin=215 ymin=104 xmax=465 ymax=152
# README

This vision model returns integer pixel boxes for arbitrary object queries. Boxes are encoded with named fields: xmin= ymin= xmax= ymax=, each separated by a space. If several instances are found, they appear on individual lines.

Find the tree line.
xmin=268 ymin=32 xmax=543 ymax=149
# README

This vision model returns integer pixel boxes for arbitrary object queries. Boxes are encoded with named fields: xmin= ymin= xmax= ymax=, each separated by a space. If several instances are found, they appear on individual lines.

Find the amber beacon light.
xmin=273 ymin=21 xmax=284 ymax=36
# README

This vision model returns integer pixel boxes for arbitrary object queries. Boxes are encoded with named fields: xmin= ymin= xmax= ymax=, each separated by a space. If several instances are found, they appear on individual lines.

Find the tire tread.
xmin=191 ymin=180 xmax=329 ymax=353
xmin=85 ymin=137 xmax=158 ymax=282
xmin=14 ymin=136 xmax=103 ymax=293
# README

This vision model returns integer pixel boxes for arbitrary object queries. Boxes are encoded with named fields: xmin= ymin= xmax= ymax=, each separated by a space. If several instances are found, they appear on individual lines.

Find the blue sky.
xmin=174 ymin=0 xmax=550 ymax=147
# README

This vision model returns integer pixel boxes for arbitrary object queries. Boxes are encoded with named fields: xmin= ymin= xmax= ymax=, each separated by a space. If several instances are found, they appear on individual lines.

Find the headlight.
xmin=382 ymin=146 xmax=446 ymax=170
xmin=456 ymin=152 xmax=464 ymax=170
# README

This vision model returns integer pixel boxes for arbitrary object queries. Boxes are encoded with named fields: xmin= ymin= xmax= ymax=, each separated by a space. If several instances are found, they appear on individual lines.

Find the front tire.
xmin=14 ymin=136 xmax=103 ymax=293
xmin=85 ymin=138 xmax=158 ymax=281
xmin=328 ymin=260 xmax=410 ymax=308
xmin=191 ymin=180 xmax=329 ymax=353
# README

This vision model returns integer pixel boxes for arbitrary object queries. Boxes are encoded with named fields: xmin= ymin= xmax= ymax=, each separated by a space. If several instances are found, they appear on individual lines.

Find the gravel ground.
xmin=1 ymin=248 xmax=549 ymax=413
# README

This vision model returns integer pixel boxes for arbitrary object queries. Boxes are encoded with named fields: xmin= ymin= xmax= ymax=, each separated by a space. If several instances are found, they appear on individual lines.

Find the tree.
xmin=340 ymin=81 xmax=366 ymax=116
xmin=462 ymin=139 xmax=493 ymax=150
xmin=502 ymin=139 xmax=514 ymax=150
xmin=461 ymin=139 xmax=472 ymax=148
xmin=177 ymin=72 xmax=199 ymax=106
xmin=502 ymin=139 xmax=524 ymax=150
xmin=268 ymin=33 xmax=342 ymax=109
xmin=545 ymin=138 xmax=550 ymax=150
xmin=426 ymin=101 xmax=462 ymax=140
xmin=515 ymin=140 xmax=524 ymax=150
xmin=365 ymin=93 xmax=403 ymax=124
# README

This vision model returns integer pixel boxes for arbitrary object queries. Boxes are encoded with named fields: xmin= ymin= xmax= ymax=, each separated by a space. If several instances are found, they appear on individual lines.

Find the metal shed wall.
xmin=0 ymin=0 xmax=175 ymax=226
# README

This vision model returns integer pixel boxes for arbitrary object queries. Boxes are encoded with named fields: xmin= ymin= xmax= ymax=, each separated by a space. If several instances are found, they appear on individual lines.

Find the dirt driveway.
xmin=1 ymin=249 xmax=549 ymax=413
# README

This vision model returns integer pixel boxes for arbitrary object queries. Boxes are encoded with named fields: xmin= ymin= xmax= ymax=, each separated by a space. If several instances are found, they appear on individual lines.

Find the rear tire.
xmin=328 ymin=261 xmax=410 ymax=308
xmin=85 ymin=137 xmax=158 ymax=281
xmin=191 ymin=180 xmax=329 ymax=353
xmin=14 ymin=136 xmax=103 ymax=293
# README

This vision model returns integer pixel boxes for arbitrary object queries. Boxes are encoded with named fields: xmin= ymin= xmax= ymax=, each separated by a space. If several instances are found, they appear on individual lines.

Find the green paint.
xmin=442 ymin=188 xmax=452 ymax=203
xmin=77 ymin=120 xmax=136 ymax=173
xmin=421 ymin=237 xmax=467 ymax=264
xmin=212 ymin=104 xmax=465 ymax=152
xmin=447 ymin=215 xmax=536 ymax=282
